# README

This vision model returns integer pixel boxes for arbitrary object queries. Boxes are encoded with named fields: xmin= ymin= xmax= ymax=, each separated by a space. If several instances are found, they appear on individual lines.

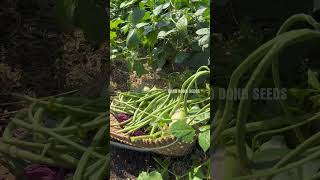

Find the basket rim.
xmin=110 ymin=114 xmax=196 ymax=148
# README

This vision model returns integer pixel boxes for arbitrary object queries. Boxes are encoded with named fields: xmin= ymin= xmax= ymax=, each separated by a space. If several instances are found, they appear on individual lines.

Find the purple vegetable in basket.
xmin=24 ymin=164 xmax=58 ymax=180
xmin=115 ymin=113 xmax=131 ymax=122
xmin=131 ymin=130 xmax=145 ymax=136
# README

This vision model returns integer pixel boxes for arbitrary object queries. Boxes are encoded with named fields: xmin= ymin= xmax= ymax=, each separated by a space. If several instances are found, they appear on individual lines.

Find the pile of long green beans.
xmin=213 ymin=14 xmax=320 ymax=180
xmin=111 ymin=66 xmax=210 ymax=141
xmin=0 ymin=94 xmax=109 ymax=180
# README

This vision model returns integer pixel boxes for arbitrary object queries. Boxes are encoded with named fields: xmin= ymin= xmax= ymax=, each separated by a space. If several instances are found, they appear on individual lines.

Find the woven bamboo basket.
xmin=110 ymin=114 xmax=196 ymax=156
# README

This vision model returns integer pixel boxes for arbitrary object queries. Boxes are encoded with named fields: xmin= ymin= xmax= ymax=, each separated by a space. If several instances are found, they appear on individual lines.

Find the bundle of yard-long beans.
xmin=0 ymin=94 xmax=109 ymax=180
xmin=110 ymin=66 xmax=210 ymax=155
xmin=213 ymin=14 xmax=320 ymax=180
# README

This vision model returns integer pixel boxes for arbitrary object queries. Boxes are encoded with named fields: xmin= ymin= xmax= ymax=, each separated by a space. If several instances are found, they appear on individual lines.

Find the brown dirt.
xmin=110 ymin=60 xmax=168 ymax=92
xmin=110 ymin=147 xmax=155 ymax=180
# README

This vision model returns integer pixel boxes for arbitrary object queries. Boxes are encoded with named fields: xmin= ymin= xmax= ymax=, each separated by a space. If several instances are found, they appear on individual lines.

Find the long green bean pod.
xmin=235 ymin=29 xmax=320 ymax=169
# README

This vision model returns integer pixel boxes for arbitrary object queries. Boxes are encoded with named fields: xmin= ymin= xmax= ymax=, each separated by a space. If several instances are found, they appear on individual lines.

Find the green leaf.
xmin=110 ymin=18 xmax=124 ymax=30
xmin=162 ymin=2 xmax=170 ymax=9
xmin=196 ymin=28 xmax=210 ymax=35
xmin=198 ymin=128 xmax=210 ymax=152
xmin=157 ymin=29 xmax=176 ymax=39
xmin=126 ymin=29 xmax=140 ymax=49
xmin=152 ymin=2 xmax=170 ymax=15
xmin=143 ymin=11 xmax=151 ymax=20
xmin=133 ymin=61 xmax=146 ymax=76
xmin=176 ymin=15 xmax=188 ymax=32
xmin=121 ymin=24 xmax=130 ymax=34
xmin=138 ymin=171 xmax=163 ymax=180
xmin=170 ymin=120 xmax=195 ymax=143
xmin=143 ymin=25 xmax=154 ymax=35
xmin=308 ymin=69 xmax=320 ymax=90
xmin=195 ymin=7 xmax=207 ymax=16
xmin=196 ymin=112 xmax=210 ymax=122
xmin=198 ymin=34 xmax=209 ymax=47
xmin=157 ymin=31 xmax=167 ymax=39
xmin=131 ymin=7 xmax=145 ymax=24
xmin=152 ymin=48 xmax=166 ymax=68
xmin=199 ymin=125 xmax=210 ymax=132
xmin=174 ymin=52 xmax=190 ymax=64
xmin=120 ymin=0 xmax=139 ymax=8
xmin=189 ymin=105 xmax=201 ymax=115
xmin=191 ymin=163 xmax=208 ymax=179
xmin=153 ymin=5 xmax=163 ymax=15
xmin=191 ymin=41 xmax=202 ymax=52
xmin=136 ymin=22 xmax=149 ymax=28
xmin=186 ymin=50 xmax=209 ymax=68
xmin=110 ymin=31 xmax=117 ymax=40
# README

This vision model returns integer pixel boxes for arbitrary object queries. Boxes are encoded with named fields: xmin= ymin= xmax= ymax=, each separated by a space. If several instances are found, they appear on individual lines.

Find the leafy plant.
xmin=111 ymin=0 xmax=210 ymax=74
xmin=137 ymin=170 xmax=163 ymax=180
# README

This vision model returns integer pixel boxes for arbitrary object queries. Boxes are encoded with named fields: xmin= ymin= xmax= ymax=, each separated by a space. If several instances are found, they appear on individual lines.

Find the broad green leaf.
xmin=196 ymin=112 xmax=210 ymax=122
xmin=110 ymin=31 xmax=117 ymax=40
xmin=191 ymin=41 xmax=202 ymax=52
xmin=162 ymin=2 xmax=170 ymax=9
xmin=126 ymin=29 xmax=140 ymax=48
xmin=143 ymin=11 xmax=151 ymax=20
xmin=110 ymin=18 xmax=124 ymax=30
xmin=186 ymin=50 xmax=210 ymax=68
xmin=157 ymin=31 xmax=167 ymax=39
xmin=176 ymin=15 xmax=188 ymax=32
xmin=152 ymin=48 xmax=166 ymax=68
xmin=195 ymin=7 xmax=207 ymax=16
xmin=174 ymin=51 xmax=190 ymax=64
xmin=138 ymin=171 xmax=163 ymax=180
xmin=152 ymin=2 xmax=170 ymax=15
xmin=156 ymin=56 xmax=166 ymax=68
xmin=136 ymin=22 xmax=149 ymax=28
xmin=198 ymin=34 xmax=209 ymax=47
xmin=133 ymin=61 xmax=146 ymax=76
xmin=188 ymin=105 xmax=201 ymax=115
xmin=196 ymin=28 xmax=210 ymax=35
xmin=191 ymin=163 xmax=207 ymax=179
xmin=170 ymin=120 xmax=195 ymax=143
xmin=153 ymin=5 xmax=163 ymax=15
xmin=308 ymin=69 xmax=320 ymax=90
xmin=143 ymin=25 xmax=154 ymax=35
xmin=158 ymin=29 xmax=175 ymax=39
xmin=156 ymin=21 xmax=171 ymax=28
xmin=145 ymin=31 xmax=158 ymax=46
xmin=198 ymin=128 xmax=210 ymax=152
xmin=199 ymin=125 xmax=210 ymax=132
xmin=120 ymin=0 xmax=139 ymax=8
xmin=121 ymin=24 xmax=129 ymax=34
xmin=192 ymin=177 xmax=202 ymax=180
xmin=131 ymin=7 xmax=145 ymax=24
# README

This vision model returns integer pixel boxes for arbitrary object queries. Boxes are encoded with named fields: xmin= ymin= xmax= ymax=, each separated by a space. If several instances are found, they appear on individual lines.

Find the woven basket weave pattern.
xmin=110 ymin=114 xmax=195 ymax=156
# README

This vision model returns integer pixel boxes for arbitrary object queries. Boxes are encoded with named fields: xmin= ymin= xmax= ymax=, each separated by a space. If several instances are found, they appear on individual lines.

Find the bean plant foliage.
xmin=111 ymin=0 xmax=210 ymax=75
